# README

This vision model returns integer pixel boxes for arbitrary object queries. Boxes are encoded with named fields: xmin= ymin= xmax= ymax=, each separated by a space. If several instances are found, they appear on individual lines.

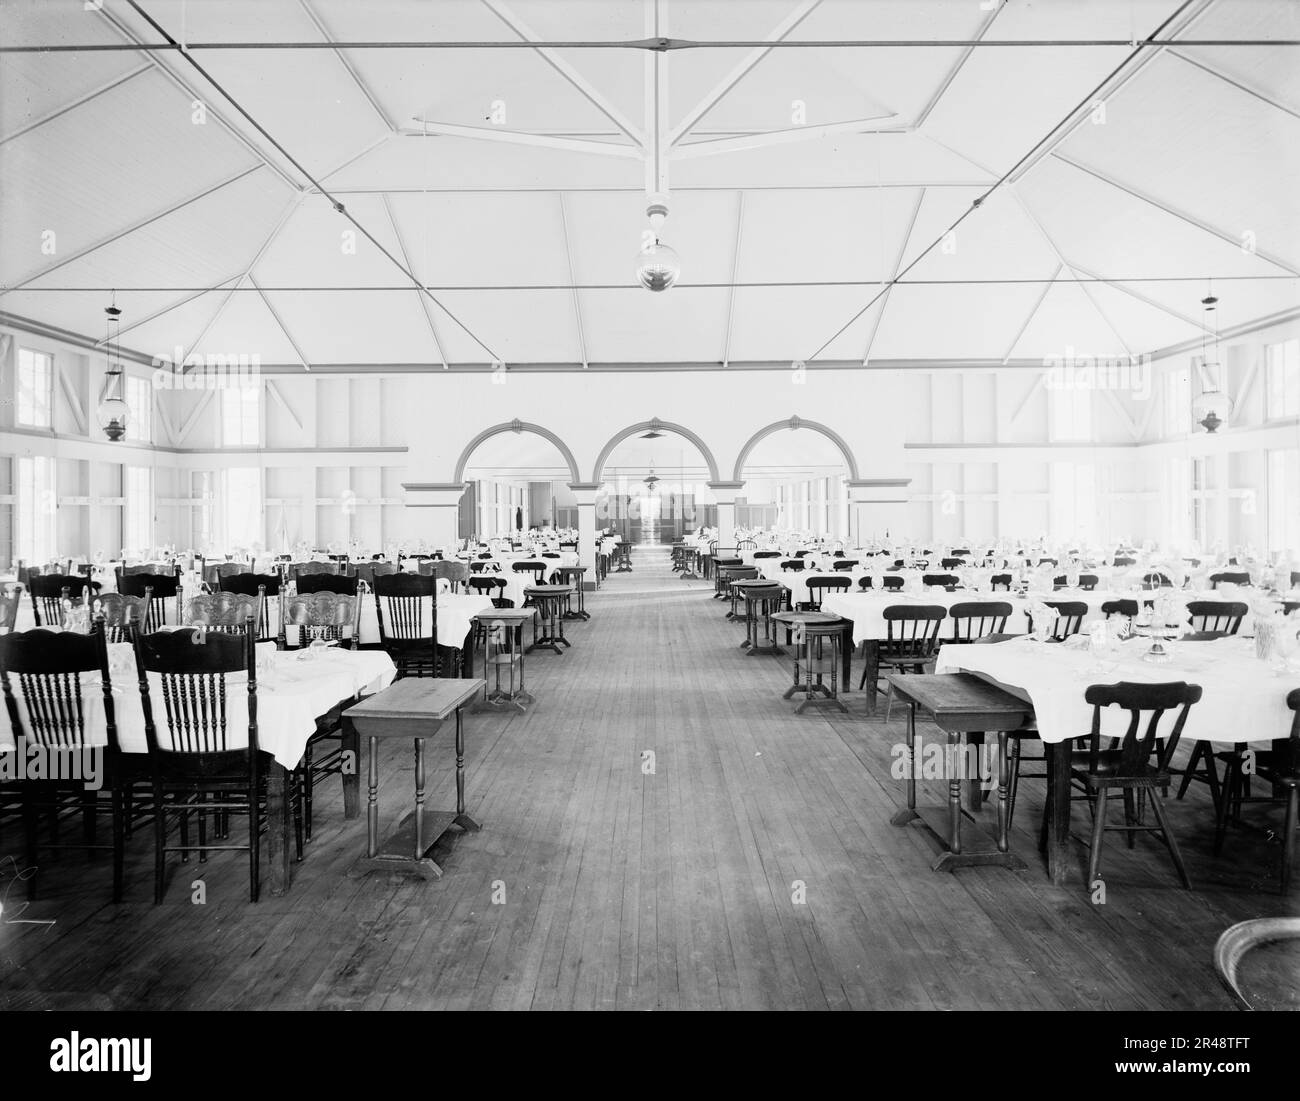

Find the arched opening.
xmin=732 ymin=419 xmax=859 ymax=542
xmin=455 ymin=421 xmax=581 ymax=541
xmin=593 ymin=421 xmax=721 ymax=545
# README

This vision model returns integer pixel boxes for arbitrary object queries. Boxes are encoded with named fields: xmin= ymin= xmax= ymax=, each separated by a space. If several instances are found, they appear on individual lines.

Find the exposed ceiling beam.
xmin=645 ymin=0 xmax=667 ymax=196
xmin=478 ymin=0 xmax=647 ymax=148
xmin=863 ymin=187 xmax=925 ymax=365
xmin=557 ymin=193 xmax=588 ymax=369
xmin=0 ymin=165 xmax=265 ymax=295
xmin=0 ymin=63 xmax=152 ymax=147
xmin=668 ymin=0 xmax=824 ymax=147
xmin=401 ymin=121 xmax=639 ymax=158
xmin=1061 ymin=256 xmax=1212 ymax=334
xmin=249 ymin=275 xmax=313 ymax=371
xmin=318 ymin=181 xmax=996 ymax=194
xmin=94 ymin=5 xmax=302 ymax=191
xmin=103 ymin=276 xmax=241 ymax=346
xmin=913 ymin=2 xmax=1005 ymax=129
xmin=1006 ymin=0 xmax=1218 ymax=183
xmin=721 ymin=192 xmax=746 ymax=368
xmin=265 ymin=380 xmax=305 ymax=432
xmin=297 ymin=0 xmax=396 ymax=132
xmin=316 ymin=133 xmax=393 ymax=185
xmin=1167 ymin=48 xmax=1300 ymax=123
xmin=672 ymin=118 xmax=905 ymax=160
xmin=1000 ymin=263 xmax=1063 ymax=364
xmin=1051 ymin=151 xmax=1300 ymax=277
xmin=380 ymin=194 xmax=448 ymax=369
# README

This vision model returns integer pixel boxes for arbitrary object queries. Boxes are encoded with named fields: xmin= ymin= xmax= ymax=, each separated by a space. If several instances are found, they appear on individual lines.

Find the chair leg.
xmin=21 ymin=789 xmax=39 ymax=901
xmin=303 ymin=744 xmax=314 ymax=842
xmin=153 ymin=785 xmax=167 ymax=904
xmin=1122 ymin=790 xmax=1137 ymax=849
xmin=1281 ymin=785 xmax=1297 ymax=896
xmin=1087 ymin=787 xmax=1109 ymax=887
xmin=197 ymin=794 xmax=208 ymax=863
xmin=249 ymin=785 xmax=261 ymax=904
xmin=1214 ymin=757 xmax=1239 ymax=856
xmin=883 ymin=680 xmax=895 ymax=724
xmin=1176 ymin=741 xmax=1205 ymax=800
xmin=1147 ymin=787 xmax=1191 ymax=889
xmin=1007 ymin=740 xmax=1022 ymax=828
xmin=111 ymin=783 xmax=124 ymax=904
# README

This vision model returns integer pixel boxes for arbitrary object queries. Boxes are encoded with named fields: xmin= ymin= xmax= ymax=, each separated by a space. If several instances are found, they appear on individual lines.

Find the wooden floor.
xmin=2 ymin=547 xmax=1296 ymax=1010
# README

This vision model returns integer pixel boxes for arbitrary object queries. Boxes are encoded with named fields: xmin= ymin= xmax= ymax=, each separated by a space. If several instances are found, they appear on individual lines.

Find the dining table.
xmin=0 ymin=639 xmax=397 ymax=895
xmin=935 ymin=633 xmax=1300 ymax=884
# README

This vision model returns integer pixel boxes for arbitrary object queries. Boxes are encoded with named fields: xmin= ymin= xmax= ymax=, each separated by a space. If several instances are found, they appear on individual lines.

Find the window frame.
xmin=15 ymin=347 xmax=54 ymax=429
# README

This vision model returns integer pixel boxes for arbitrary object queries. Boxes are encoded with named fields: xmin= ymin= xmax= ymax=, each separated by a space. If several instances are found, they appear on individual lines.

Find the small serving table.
xmin=342 ymin=678 xmax=485 ymax=879
xmin=473 ymin=607 xmax=537 ymax=710
xmin=523 ymin=584 xmax=573 ymax=654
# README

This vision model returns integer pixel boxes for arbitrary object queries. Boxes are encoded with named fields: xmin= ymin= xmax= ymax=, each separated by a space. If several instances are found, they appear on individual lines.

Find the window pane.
xmin=223 ymin=468 xmax=262 ymax=550
xmin=16 ymin=455 xmax=56 ymax=563
xmin=16 ymin=348 xmax=52 ymax=428
xmin=221 ymin=386 xmax=260 ymax=447
xmin=124 ymin=466 xmax=153 ymax=554
xmin=1266 ymin=338 xmax=1300 ymax=419
xmin=125 ymin=376 xmax=152 ymax=442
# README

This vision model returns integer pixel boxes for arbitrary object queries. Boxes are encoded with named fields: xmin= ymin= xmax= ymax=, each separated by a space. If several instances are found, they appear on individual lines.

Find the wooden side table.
xmin=772 ymin=611 xmax=847 ymax=712
xmin=886 ymin=672 xmax=1032 ymax=873
xmin=473 ymin=608 xmax=536 ymax=710
xmin=553 ymin=566 xmax=590 ymax=620
xmin=342 ymin=677 xmax=485 ymax=879
xmin=523 ymin=584 xmax=572 ymax=654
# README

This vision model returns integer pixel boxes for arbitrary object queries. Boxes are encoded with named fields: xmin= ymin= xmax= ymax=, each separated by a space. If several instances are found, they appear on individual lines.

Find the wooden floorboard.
xmin=2 ymin=546 xmax=1295 ymax=1010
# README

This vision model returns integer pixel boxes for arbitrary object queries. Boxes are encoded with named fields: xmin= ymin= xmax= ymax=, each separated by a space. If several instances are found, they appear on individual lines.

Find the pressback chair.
xmin=353 ymin=561 xmax=398 ymax=587
xmin=804 ymin=575 xmax=850 ymax=611
xmin=118 ymin=573 xmax=180 ymax=633
xmin=133 ymin=625 xmax=301 ymax=903
xmin=373 ymin=573 xmax=439 ymax=678
xmin=1029 ymin=600 xmax=1087 ymax=640
xmin=1185 ymin=600 xmax=1247 ymax=636
xmin=182 ymin=592 xmax=262 ymax=636
xmin=219 ymin=573 xmax=281 ymax=641
xmin=1209 ymin=571 xmax=1251 ymax=588
xmin=295 ymin=574 xmax=359 ymax=596
xmin=92 ymin=593 xmax=150 ymax=643
xmin=29 ymin=575 xmax=100 ymax=628
xmin=0 ymin=625 xmax=124 ymax=901
xmin=947 ymin=601 xmax=1012 ymax=642
xmin=862 ymin=605 xmax=947 ymax=719
xmin=281 ymin=591 xmax=360 ymax=650
xmin=291 ymin=560 xmax=339 ymax=580
xmin=1074 ymin=681 xmax=1202 ymax=890
xmin=0 ymin=585 xmax=23 ymax=633
xmin=431 ymin=560 xmax=469 ymax=591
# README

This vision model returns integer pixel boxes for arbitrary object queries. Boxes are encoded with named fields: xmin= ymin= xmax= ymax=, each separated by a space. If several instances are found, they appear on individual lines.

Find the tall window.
xmin=1050 ymin=388 xmax=1091 ymax=442
xmin=1268 ymin=448 xmax=1300 ymax=554
xmin=1265 ymin=338 xmax=1300 ymax=419
xmin=1050 ymin=461 xmax=1096 ymax=542
xmin=1191 ymin=458 xmax=1209 ymax=548
xmin=220 ymin=385 xmax=260 ymax=447
xmin=16 ymin=348 xmax=53 ymax=428
xmin=221 ymin=468 xmax=262 ymax=550
xmin=15 ymin=455 xmax=57 ymax=563
xmin=1164 ymin=365 xmax=1192 ymax=437
xmin=125 ymin=375 xmax=152 ymax=442
xmin=124 ymin=465 xmax=153 ymax=554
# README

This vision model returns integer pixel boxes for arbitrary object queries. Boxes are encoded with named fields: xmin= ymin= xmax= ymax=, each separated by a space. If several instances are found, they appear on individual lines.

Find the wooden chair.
xmin=133 ymin=625 xmax=301 ymax=903
xmin=182 ymin=592 xmax=262 ymax=636
xmin=218 ymin=573 xmax=281 ymax=641
xmin=468 ymin=575 xmax=511 ymax=608
xmin=430 ymin=560 xmax=469 ymax=592
xmin=0 ymin=585 xmax=22 ymax=633
xmin=1053 ymin=574 xmax=1099 ymax=590
xmin=1141 ymin=572 xmax=1174 ymax=589
xmin=1101 ymin=598 xmax=1140 ymax=620
xmin=1113 ymin=556 xmax=1136 ymax=567
xmin=990 ymin=573 xmax=1013 ymax=591
xmin=1186 ymin=600 xmax=1247 ymax=636
xmin=922 ymin=573 xmax=959 ymax=589
xmin=352 ymin=561 xmax=398 ymax=587
xmin=204 ymin=561 xmax=248 ymax=587
xmin=1074 ymin=681 xmax=1202 ymax=890
xmin=92 ymin=592 xmax=150 ymax=643
xmin=118 ymin=573 xmax=181 ymax=633
xmin=117 ymin=562 xmax=176 ymax=582
xmin=861 ymin=605 xmax=947 ymax=720
xmin=28 ymin=575 xmax=100 ymax=628
xmin=295 ymin=573 xmax=358 ymax=596
xmin=291 ymin=560 xmax=339 ymax=580
xmin=947 ymin=601 xmax=1012 ymax=643
xmin=373 ymin=573 xmax=439 ymax=678
xmin=804 ymin=575 xmax=850 ymax=612
xmin=832 ymin=559 xmax=859 ymax=571
xmin=1209 ymin=571 xmax=1252 ymax=588
xmin=736 ymin=539 xmax=757 ymax=552
xmin=941 ymin=558 xmax=964 ymax=570
xmin=511 ymin=560 xmax=548 ymax=587
xmin=1028 ymin=600 xmax=1087 ymax=640
xmin=1213 ymin=688 xmax=1300 ymax=894
xmin=752 ymin=550 xmax=781 ymax=561
xmin=779 ymin=559 xmax=806 ymax=573
xmin=0 ymin=625 xmax=124 ymax=901
xmin=280 ymin=591 xmax=360 ymax=651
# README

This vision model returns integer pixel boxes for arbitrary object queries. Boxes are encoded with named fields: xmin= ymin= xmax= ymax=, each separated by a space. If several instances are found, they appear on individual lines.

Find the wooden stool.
xmin=735 ymin=580 xmax=785 ymax=654
xmin=523 ymin=585 xmax=572 ymax=654
xmin=553 ymin=566 xmax=590 ymax=620
xmin=772 ymin=611 xmax=847 ymax=712
xmin=473 ymin=608 xmax=536 ymax=710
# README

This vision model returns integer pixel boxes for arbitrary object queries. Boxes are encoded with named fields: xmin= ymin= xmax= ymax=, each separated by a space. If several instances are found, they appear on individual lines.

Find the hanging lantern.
xmin=635 ymin=196 xmax=680 ymax=292
xmin=1193 ymin=294 xmax=1232 ymax=434
xmin=97 ymin=302 xmax=129 ymax=442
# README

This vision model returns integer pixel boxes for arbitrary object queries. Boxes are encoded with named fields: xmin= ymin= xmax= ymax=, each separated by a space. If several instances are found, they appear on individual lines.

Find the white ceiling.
xmin=1 ymin=0 xmax=1297 ymax=369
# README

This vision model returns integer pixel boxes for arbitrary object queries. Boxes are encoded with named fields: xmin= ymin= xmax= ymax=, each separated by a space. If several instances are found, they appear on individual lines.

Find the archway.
xmin=731 ymin=417 xmax=860 ymax=483
xmin=591 ymin=420 xmax=722 ymax=545
xmin=454 ymin=420 xmax=582 ymax=539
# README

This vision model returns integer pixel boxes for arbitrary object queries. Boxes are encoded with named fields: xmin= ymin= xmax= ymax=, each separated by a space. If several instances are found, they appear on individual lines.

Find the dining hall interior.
xmin=0 ymin=0 xmax=1298 ymax=1015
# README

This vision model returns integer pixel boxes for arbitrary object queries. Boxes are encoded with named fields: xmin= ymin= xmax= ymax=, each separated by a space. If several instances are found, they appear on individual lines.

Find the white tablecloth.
xmin=358 ymin=593 xmax=494 ymax=648
xmin=935 ymin=634 xmax=1297 ymax=746
xmin=0 ymin=644 xmax=396 ymax=769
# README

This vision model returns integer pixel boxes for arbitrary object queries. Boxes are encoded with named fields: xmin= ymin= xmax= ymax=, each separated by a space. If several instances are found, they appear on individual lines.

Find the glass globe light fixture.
xmin=636 ymin=238 xmax=680 ymax=292
xmin=1193 ymin=385 xmax=1232 ymax=434
xmin=97 ymin=303 xmax=129 ymax=442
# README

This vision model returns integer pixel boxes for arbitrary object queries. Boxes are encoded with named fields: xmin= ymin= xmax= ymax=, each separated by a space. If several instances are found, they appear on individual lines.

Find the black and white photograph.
xmin=1 ymin=0 xmax=1298 ymax=1038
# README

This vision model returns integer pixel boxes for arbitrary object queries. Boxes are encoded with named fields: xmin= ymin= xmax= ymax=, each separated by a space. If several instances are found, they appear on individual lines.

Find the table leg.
xmin=890 ymin=700 xmax=920 ymax=826
xmin=414 ymin=737 xmax=426 ymax=859
xmin=342 ymin=719 xmax=360 ymax=819
xmin=861 ymin=640 xmax=879 ymax=713
xmin=1046 ymin=740 xmax=1071 ymax=885
xmin=267 ymin=762 xmax=292 ymax=896
xmin=996 ymin=732 xmax=1009 ymax=853
xmin=840 ymin=623 xmax=852 ymax=686
xmin=366 ymin=734 xmax=379 ymax=859
xmin=965 ymin=731 xmax=985 ymax=812
xmin=947 ymin=729 xmax=962 ymax=855
xmin=454 ymin=706 xmax=481 ymax=832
